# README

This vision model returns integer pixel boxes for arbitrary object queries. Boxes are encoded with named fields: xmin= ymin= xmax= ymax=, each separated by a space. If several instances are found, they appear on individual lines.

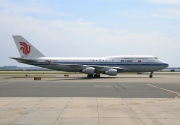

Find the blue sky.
xmin=0 ymin=0 xmax=180 ymax=67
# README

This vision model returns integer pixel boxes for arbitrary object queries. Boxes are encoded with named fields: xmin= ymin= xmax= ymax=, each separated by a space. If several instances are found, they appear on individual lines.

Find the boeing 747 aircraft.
xmin=11 ymin=35 xmax=169 ymax=78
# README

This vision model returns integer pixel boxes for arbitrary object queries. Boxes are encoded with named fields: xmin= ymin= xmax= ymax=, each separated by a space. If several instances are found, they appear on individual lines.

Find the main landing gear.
xmin=87 ymin=74 xmax=100 ymax=78
xmin=87 ymin=74 xmax=93 ymax=78
xmin=149 ymin=72 xmax=153 ymax=78
xmin=94 ymin=74 xmax=100 ymax=78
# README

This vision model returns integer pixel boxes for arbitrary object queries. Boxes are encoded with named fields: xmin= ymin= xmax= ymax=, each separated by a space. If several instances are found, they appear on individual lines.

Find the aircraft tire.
xmin=149 ymin=75 xmax=153 ymax=78
xmin=87 ymin=74 xmax=93 ymax=78
xmin=94 ymin=74 xmax=100 ymax=78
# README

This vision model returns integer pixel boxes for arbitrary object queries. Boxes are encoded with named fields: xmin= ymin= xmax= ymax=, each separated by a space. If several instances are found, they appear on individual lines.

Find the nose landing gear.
xmin=149 ymin=72 xmax=153 ymax=78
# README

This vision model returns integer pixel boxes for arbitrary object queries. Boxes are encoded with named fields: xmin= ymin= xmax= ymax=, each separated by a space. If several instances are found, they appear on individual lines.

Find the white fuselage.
xmin=22 ymin=55 xmax=169 ymax=72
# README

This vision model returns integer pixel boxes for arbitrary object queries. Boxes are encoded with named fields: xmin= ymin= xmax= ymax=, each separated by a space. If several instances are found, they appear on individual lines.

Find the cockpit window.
xmin=154 ymin=57 xmax=158 ymax=59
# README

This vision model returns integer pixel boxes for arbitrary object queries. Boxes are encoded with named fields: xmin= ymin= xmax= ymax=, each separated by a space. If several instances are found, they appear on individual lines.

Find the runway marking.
xmin=112 ymin=85 xmax=119 ymax=92
xmin=0 ymin=81 xmax=12 ymax=86
xmin=116 ymin=83 xmax=126 ymax=89
xmin=148 ymin=84 xmax=180 ymax=98
xmin=175 ymin=95 xmax=180 ymax=99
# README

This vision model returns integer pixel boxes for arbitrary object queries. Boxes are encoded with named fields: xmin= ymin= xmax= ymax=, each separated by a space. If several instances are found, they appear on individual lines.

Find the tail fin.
xmin=12 ymin=35 xmax=45 ymax=58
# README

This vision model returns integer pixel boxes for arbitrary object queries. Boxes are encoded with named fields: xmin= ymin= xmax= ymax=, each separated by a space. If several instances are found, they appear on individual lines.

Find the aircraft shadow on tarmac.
xmin=10 ymin=76 xmax=162 ymax=81
xmin=48 ymin=76 xmax=157 ymax=81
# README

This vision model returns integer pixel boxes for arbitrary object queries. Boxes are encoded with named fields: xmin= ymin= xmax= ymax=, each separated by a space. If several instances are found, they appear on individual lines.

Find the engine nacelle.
xmin=82 ymin=67 xmax=95 ymax=74
xmin=105 ymin=69 xmax=117 ymax=76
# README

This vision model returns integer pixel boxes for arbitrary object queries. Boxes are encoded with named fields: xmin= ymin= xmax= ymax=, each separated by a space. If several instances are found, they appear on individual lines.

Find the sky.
xmin=0 ymin=0 xmax=180 ymax=67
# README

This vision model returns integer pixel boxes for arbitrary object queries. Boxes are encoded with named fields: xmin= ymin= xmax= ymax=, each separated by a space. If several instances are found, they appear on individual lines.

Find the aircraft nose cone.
xmin=164 ymin=63 xmax=169 ymax=68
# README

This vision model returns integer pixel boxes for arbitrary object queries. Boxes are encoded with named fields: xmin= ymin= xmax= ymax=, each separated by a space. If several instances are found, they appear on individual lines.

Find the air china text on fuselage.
xmin=11 ymin=35 xmax=169 ymax=78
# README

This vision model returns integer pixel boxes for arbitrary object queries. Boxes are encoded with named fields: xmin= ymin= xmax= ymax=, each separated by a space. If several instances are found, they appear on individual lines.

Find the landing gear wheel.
xmin=87 ymin=74 xmax=93 ymax=78
xmin=94 ymin=74 xmax=100 ymax=78
xmin=149 ymin=72 xmax=153 ymax=78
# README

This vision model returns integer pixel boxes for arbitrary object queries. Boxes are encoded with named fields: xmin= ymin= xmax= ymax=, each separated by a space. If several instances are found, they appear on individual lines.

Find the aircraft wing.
xmin=57 ymin=64 xmax=85 ymax=68
xmin=89 ymin=65 xmax=124 ymax=72
xmin=57 ymin=64 xmax=124 ymax=71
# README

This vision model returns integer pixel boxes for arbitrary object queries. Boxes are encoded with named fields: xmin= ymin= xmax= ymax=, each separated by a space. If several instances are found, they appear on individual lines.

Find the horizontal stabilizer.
xmin=10 ymin=57 xmax=38 ymax=63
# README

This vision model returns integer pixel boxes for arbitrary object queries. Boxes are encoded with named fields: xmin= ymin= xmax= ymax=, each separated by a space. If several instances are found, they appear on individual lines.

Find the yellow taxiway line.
xmin=148 ymin=84 xmax=180 ymax=98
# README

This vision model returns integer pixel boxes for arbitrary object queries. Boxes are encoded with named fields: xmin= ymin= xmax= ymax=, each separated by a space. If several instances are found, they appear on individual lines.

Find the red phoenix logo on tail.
xmin=19 ymin=42 xmax=31 ymax=55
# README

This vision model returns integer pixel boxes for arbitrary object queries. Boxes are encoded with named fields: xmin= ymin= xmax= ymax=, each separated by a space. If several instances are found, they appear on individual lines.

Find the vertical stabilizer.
xmin=13 ymin=35 xmax=45 ymax=58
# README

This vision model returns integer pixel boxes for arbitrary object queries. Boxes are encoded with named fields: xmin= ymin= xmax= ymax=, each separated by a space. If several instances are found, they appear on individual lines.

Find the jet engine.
xmin=82 ymin=67 xmax=95 ymax=74
xmin=105 ymin=69 xmax=117 ymax=76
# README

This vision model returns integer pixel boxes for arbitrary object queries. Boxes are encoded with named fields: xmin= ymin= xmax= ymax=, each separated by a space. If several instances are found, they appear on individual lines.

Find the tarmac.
xmin=0 ymin=72 xmax=180 ymax=125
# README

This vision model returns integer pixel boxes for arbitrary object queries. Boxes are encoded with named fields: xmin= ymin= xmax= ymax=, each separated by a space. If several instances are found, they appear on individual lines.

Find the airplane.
xmin=11 ymin=35 xmax=169 ymax=78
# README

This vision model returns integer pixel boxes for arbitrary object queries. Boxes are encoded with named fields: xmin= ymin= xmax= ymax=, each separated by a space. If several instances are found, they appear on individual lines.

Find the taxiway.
xmin=0 ymin=72 xmax=180 ymax=125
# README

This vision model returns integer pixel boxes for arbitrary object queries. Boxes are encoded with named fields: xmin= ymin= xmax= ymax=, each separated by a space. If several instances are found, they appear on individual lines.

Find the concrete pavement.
xmin=0 ymin=73 xmax=180 ymax=124
xmin=0 ymin=98 xmax=180 ymax=125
